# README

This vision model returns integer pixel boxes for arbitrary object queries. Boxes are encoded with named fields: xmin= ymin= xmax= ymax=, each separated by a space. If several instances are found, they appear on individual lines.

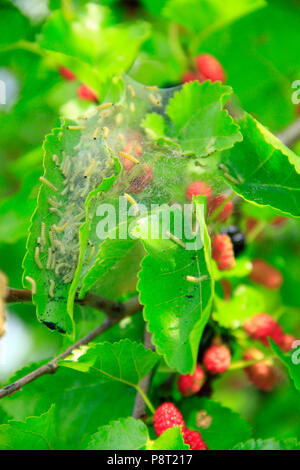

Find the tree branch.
xmin=276 ymin=117 xmax=300 ymax=147
xmin=0 ymin=295 xmax=142 ymax=400
xmin=6 ymin=287 xmax=136 ymax=319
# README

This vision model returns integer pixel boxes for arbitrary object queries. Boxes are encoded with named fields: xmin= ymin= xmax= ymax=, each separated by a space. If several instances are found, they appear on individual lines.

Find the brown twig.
xmin=276 ymin=117 xmax=300 ymax=147
xmin=132 ymin=328 xmax=154 ymax=419
xmin=0 ymin=295 xmax=141 ymax=400
xmin=6 ymin=287 xmax=135 ymax=319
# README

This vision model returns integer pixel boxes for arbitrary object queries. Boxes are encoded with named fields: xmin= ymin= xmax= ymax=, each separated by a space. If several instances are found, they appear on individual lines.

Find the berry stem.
xmin=228 ymin=355 xmax=275 ymax=371
xmin=247 ymin=219 xmax=268 ymax=243
xmin=136 ymin=385 xmax=156 ymax=415
xmin=168 ymin=23 xmax=189 ymax=70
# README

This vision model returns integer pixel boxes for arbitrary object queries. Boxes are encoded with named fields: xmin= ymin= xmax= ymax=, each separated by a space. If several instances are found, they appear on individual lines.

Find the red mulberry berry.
xmin=243 ymin=313 xmax=284 ymax=347
xmin=212 ymin=234 xmax=236 ymax=271
xmin=77 ymin=84 xmax=98 ymax=102
xmin=122 ymin=141 xmax=143 ymax=173
xmin=183 ymin=429 xmax=208 ymax=450
xmin=195 ymin=54 xmax=225 ymax=83
xmin=58 ymin=66 xmax=76 ymax=81
xmin=153 ymin=402 xmax=185 ymax=437
xmin=207 ymin=194 xmax=233 ymax=221
xmin=203 ymin=344 xmax=231 ymax=374
xmin=279 ymin=334 xmax=296 ymax=352
xmin=182 ymin=71 xmax=198 ymax=83
xmin=272 ymin=217 xmax=286 ymax=227
xmin=249 ymin=259 xmax=283 ymax=290
xmin=243 ymin=348 xmax=278 ymax=392
xmin=129 ymin=165 xmax=153 ymax=194
xmin=186 ymin=181 xmax=212 ymax=202
xmin=178 ymin=364 xmax=206 ymax=396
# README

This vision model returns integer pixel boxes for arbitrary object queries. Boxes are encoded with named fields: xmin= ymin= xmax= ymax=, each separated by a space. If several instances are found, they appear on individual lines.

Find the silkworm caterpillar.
xmin=49 ymin=279 xmax=55 ymax=298
xmin=223 ymin=173 xmax=241 ymax=185
xmin=80 ymin=181 xmax=90 ymax=198
xmin=67 ymin=125 xmax=85 ymax=131
xmin=53 ymin=239 xmax=66 ymax=255
xmin=145 ymin=85 xmax=158 ymax=91
xmin=47 ymin=197 xmax=62 ymax=208
xmin=52 ymin=222 xmax=69 ymax=233
xmin=115 ymin=113 xmax=123 ymax=126
xmin=84 ymin=159 xmax=96 ymax=177
xmin=185 ymin=275 xmax=209 ymax=283
xmin=124 ymin=193 xmax=139 ymax=216
xmin=46 ymin=248 xmax=53 ymax=270
xmin=128 ymin=84 xmax=136 ymax=98
xmin=166 ymin=231 xmax=186 ymax=249
xmin=55 ymin=262 xmax=71 ymax=277
xmin=49 ymin=207 xmax=63 ymax=217
xmin=86 ymin=242 xmax=95 ymax=264
xmin=25 ymin=276 xmax=37 ymax=294
xmin=149 ymin=93 xmax=162 ymax=107
xmin=119 ymin=151 xmax=140 ymax=165
xmin=93 ymin=127 xmax=100 ymax=140
xmin=40 ymin=222 xmax=46 ymax=249
xmin=62 ymin=158 xmax=71 ymax=178
xmin=52 ymin=154 xmax=59 ymax=166
xmin=49 ymin=229 xmax=56 ymax=247
xmin=39 ymin=177 xmax=58 ymax=193
xmin=51 ymin=250 xmax=56 ymax=270
xmin=96 ymin=102 xmax=113 ymax=111
xmin=63 ymin=272 xmax=74 ymax=284
xmin=102 ymin=127 xmax=109 ymax=139
xmin=61 ymin=186 xmax=69 ymax=196
xmin=34 ymin=246 xmax=43 ymax=269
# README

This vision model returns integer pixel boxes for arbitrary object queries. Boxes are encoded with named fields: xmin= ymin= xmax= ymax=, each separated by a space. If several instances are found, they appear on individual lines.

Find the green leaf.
xmin=199 ymin=1 xmax=300 ymax=129
xmin=141 ymin=113 xmax=166 ymax=141
xmin=219 ymin=113 xmax=300 ymax=218
xmin=233 ymin=438 xmax=300 ymax=450
xmin=86 ymin=417 xmax=149 ymax=450
xmin=22 ymin=115 xmax=121 ymax=335
xmin=166 ymin=81 xmax=242 ymax=156
xmin=79 ymin=237 xmax=143 ymax=301
xmin=270 ymin=340 xmax=300 ymax=392
xmin=149 ymin=427 xmax=189 ymax=450
xmin=163 ymin=0 xmax=266 ymax=34
xmin=181 ymin=397 xmax=252 ymax=450
xmin=133 ymin=199 xmax=214 ymax=374
xmin=0 ymin=405 xmax=55 ymax=450
xmin=0 ymin=2 xmax=30 ymax=47
xmin=86 ymin=418 xmax=189 ymax=451
xmin=0 ymin=172 xmax=39 ymax=244
xmin=61 ymin=339 xmax=159 ymax=389
xmin=1 ymin=363 xmax=136 ymax=450
xmin=39 ymin=5 xmax=150 ymax=90
xmin=213 ymin=285 xmax=265 ymax=329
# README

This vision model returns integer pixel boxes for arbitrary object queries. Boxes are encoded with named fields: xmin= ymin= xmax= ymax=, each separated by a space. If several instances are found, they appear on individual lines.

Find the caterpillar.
xmin=26 ymin=75 xmax=184 ymax=336
xmin=25 ymin=276 xmax=37 ymax=294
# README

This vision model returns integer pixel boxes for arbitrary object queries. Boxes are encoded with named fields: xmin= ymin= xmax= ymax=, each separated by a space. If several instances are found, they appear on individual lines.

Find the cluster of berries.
xmin=177 ymin=343 xmax=231 ymax=397
xmin=182 ymin=54 xmax=225 ymax=84
xmin=242 ymin=313 xmax=296 ymax=391
xmin=58 ymin=66 xmax=98 ymax=103
xmin=153 ymin=402 xmax=208 ymax=450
